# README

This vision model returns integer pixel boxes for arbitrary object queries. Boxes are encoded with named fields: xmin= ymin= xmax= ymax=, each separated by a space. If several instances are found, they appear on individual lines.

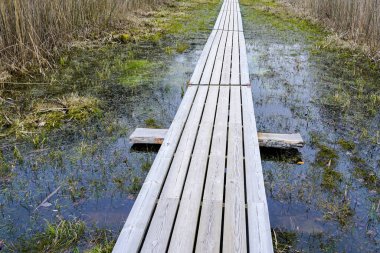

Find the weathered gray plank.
xmin=210 ymin=31 xmax=228 ymax=85
xmin=190 ymin=30 xmax=218 ymax=84
xmin=141 ymin=86 xmax=209 ymax=252
xmin=223 ymin=86 xmax=247 ymax=253
xmin=231 ymin=31 xmax=240 ymax=84
xmin=130 ymin=129 xmax=304 ymax=149
xmin=195 ymin=86 xmax=229 ymax=253
xmin=168 ymin=86 xmax=219 ymax=253
xmin=200 ymin=30 xmax=223 ymax=84
xmin=258 ymin=132 xmax=304 ymax=148
xmin=239 ymin=32 xmax=250 ymax=85
xmin=221 ymin=31 xmax=233 ymax=84
xmin=112 ymin=86 xmax=198 ymax=253
xmin=129 ymin=128 xmax=168 ymax=144
xmin=241 ymin=86 xmax=274 ymax=253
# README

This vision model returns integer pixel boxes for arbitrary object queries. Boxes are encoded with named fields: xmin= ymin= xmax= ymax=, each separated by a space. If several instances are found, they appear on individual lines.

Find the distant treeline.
xmin=286 ymin=0 xmax=380 ymax=56
xmin=0 ymin=0 xmax=167 ymax=75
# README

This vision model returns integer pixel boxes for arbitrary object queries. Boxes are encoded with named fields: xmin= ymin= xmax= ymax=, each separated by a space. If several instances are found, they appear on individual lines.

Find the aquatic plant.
xmin=145 ymin=118 xmax=161 ymax=129
xmin=10 ymin=219 xmax=85 ymax=252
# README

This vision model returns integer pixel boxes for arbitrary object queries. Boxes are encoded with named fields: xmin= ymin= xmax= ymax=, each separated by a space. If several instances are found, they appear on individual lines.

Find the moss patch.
xmin=337 ymin=138 xmax=355 ymax=151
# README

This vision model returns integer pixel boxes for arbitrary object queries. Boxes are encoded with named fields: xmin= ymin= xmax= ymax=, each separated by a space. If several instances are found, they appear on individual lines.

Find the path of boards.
xmin=112 ymin=0 xmax=274 ymax=252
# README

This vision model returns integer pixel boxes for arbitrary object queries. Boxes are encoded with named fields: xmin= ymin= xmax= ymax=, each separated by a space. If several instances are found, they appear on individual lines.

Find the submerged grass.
xmin=241 ymin=0 xmax=380 ymax=119
xmin=1 ymin=93 xmax=102 ymax=140
xmin=10 ymin=219 xmax=86 ymax=252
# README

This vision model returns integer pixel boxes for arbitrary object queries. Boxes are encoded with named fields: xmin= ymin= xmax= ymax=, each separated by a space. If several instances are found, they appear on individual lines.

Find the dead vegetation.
xmin=0 ymin=0 xmax=170 ymax=77
xmin=282 ymin=0 xmax=380 ymax=60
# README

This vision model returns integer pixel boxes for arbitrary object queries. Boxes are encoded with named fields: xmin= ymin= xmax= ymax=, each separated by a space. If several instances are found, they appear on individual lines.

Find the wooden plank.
xmin=241 ymin=86 xmax=274 ymax=253
xmin=233 ymin=2 xmax=239 ymax=31
xmin=130 ymin=129 xmax=304 ymax=149
xmin=228 ymin=0 xmax=234 ymax=31
xmin=231 ymin=31 xmax=240 ymax=85
xmin=195 ymin=86 xmax=229 ymax=253
xmin=190 ymin=30 xmax=218 ymax=84
xmin=168 ymin=86 xmax=220 ymax=253
xmin=129 ymin=128 xmax=168 ymax=144
xmin=258 ymin=132 xmax=304 ymax=148
xmin=239 ymin=32 xmax=250 ymax=85
xmin=214 ymin=3 xmax=228 ymax=30
xmin=237 ymin=5 xmax=243 ymax=31
xmin=200 ymin=30 xmax=223 ymax=84
xmin=140 ymin=86 xmax=209 ymax=252
xmin=210 ymin=31 xmax=228 ymax=85
xmin=221 ymin=31 xmax=233 ymax=84
xmin=112 ymin=87 xmax=198 ymax=253
xmin=223 ymin=86 xmax=247 ymax=253
xmin=223 ymin=1 xmax=232 ymax=30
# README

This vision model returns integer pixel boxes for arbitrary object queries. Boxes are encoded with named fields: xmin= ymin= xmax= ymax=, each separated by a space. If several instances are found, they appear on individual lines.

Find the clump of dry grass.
xmin=282 ymin=0 xmax=380 ymax=60
xmin=0 ymin=0 xmax=169 ymax=76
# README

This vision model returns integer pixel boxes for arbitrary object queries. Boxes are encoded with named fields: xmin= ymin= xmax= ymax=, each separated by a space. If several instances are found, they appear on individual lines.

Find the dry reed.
xmin=283 ymin=0 xmax=380 ymax=57
xmin=0 ymin=0 xmax=168 ymax=75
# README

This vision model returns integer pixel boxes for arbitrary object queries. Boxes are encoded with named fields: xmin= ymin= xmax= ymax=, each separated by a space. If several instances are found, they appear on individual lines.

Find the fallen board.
xmin=130 ymin=128 xmax=304 ymax=149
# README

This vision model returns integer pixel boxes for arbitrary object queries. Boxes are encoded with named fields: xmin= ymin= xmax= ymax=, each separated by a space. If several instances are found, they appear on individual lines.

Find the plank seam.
xmin=165 ymin=86 xmax=211 ymax=251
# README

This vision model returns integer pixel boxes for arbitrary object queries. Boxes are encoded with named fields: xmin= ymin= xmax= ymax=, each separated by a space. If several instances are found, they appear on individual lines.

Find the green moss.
xmin=144 ymin=118 xmax=160 ymax=128
xmin=175 ymin=42 xmax=190 ymax=53
xmin=315 ymin=144 xmax=338 ymax=167
xmin=11 ymin=219 xmax=85 ymax=252
xmin=118 ymin=59 xmax=161 ymax=87
xmin=337 ymin=138 xmax=355 ymax=151
xmin=323 ymin=201 xmax=353 ymax=226
xmin=272 ymin=228 xmax=298 ymax=252
xmin=350 ymin=155 xmax=379 ymax=192
xmin=119 ymin=34 xmax=131 ymax=43
xmin=321 ymin=166 xmax=343 ymax=191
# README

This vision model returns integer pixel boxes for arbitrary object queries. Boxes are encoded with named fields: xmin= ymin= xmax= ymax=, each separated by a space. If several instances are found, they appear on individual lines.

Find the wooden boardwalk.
xmin=113 ymin=0 xmax=273 ymax=252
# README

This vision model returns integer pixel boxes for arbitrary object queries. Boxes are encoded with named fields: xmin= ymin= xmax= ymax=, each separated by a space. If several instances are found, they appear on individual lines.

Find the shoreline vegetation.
xmin=0 ymin=0 xmax=379 ymax=80
xmin=281 ymin=0 xmax=380 ymax=61
xmin=0 ymin=0 xmax=171 ymax=79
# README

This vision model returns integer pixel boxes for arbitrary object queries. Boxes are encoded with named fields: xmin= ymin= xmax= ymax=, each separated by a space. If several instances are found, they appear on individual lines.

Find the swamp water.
xmin=0 ymin=0 xmax=379 ymax=252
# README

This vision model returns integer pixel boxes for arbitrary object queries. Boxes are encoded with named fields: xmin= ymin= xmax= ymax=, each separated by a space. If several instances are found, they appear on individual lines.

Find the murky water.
xmin=242 ymin=2 xmax=380 ymax=252
xmin=1 ymin=0 xmax=379 ymax=252
xmin=0 ymin=17 xmax=213 ymax=251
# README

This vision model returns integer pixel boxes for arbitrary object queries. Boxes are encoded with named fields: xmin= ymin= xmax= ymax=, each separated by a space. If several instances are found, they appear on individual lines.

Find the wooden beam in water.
xmin=129 ymin=128 xmax=304 ymax=149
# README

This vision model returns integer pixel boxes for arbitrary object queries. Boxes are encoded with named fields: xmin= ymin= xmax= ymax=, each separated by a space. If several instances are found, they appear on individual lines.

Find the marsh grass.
xmin=9 ymin=219 xmax=86 ymax=252
xmin=0 ymin=0 xmax=170 ymax=75
xmin=2 ymin=93 xmax=102 ymax=140
xmin=283 ymin=0 xmax=380 ymax=58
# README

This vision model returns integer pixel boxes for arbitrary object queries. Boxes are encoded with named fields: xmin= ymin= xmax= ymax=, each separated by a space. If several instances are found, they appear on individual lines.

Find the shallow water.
xmin=0 ymin=19 xmax=213 ymax=250
xmin=1 ymin=0 xmax=379 ymax=252
xmin=242 ymin=3 xmax=380 ymax=252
